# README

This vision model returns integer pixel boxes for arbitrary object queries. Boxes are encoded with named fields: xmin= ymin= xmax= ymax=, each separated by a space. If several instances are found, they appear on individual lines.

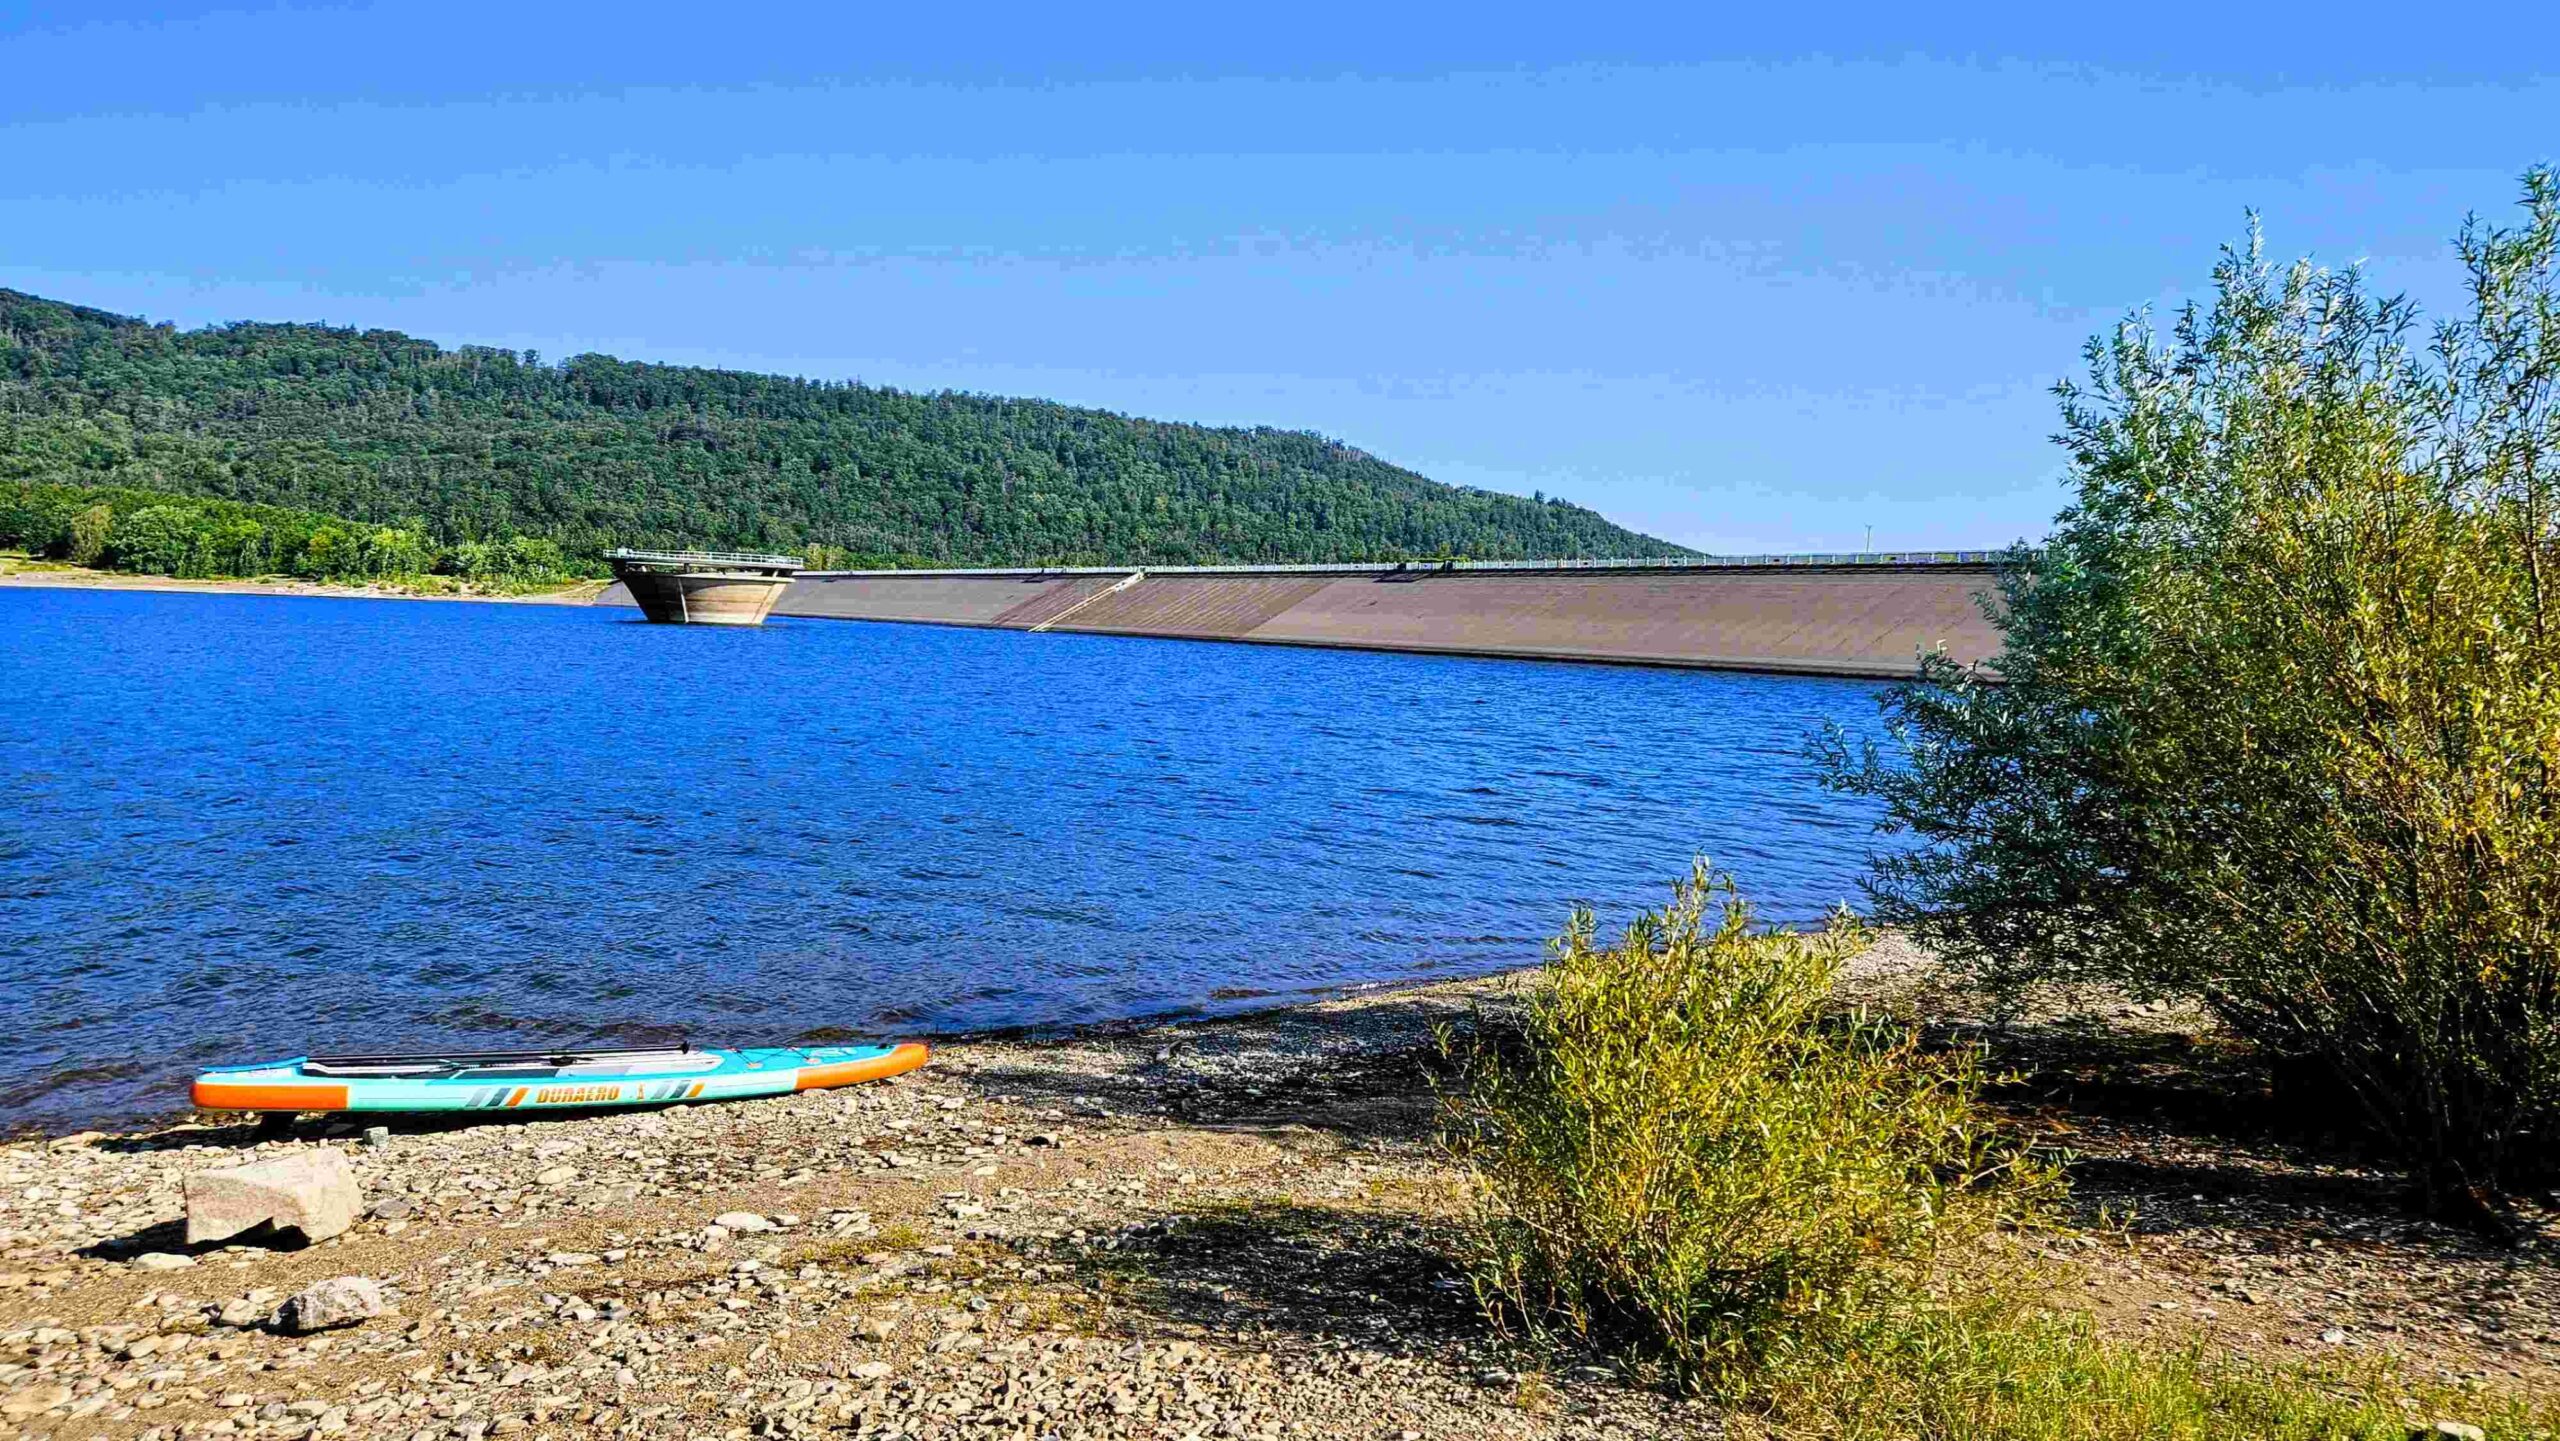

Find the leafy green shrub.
xmin=1445 ymin=866 xmax=2048 ymax=1394
xmin=1446 ymin=871 xmax=2552 ymax=1439
xmin=1823 ymin=169 xmax=2560 ymax=1218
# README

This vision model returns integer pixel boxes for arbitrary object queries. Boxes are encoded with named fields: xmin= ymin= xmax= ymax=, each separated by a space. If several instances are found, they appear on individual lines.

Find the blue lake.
xmin=0 ymin=587 xmax=1898 ymax=1130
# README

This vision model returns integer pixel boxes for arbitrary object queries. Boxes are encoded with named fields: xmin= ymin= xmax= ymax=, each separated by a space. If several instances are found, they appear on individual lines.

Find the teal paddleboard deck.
xmin=192 ymin=1042 xmax=929 ymax=1114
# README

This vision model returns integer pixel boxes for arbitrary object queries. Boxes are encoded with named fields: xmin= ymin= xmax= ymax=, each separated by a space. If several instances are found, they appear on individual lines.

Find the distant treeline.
xmin=0 ymin=479 xmax=570 ymax=586
xmin=0 ymin=288 xmax=1685 ymax=567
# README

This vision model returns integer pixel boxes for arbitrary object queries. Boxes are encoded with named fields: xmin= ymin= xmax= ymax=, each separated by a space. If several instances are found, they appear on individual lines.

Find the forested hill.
xmin=0 ymin=289 xmax=1683 ymax=568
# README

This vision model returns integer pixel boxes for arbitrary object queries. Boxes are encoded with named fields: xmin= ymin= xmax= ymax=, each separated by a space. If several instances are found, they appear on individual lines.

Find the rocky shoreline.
xmin=1 ymin=976 xmax=1707 ymax=1441
xmin=11 ymin=960 xmax=2560 ymax=1440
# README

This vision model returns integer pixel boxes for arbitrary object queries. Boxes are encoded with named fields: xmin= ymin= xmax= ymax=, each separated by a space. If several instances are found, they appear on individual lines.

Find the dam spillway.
xmin=595 ymin=555 xmax=2007 ymax=677
xmin=604 ymin=548 xmax=801 ymax=626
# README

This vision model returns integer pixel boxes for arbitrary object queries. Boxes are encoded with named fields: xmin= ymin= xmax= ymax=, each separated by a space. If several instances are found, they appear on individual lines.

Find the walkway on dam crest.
xmin=597 ymin=557 xmax=2007 ymax=678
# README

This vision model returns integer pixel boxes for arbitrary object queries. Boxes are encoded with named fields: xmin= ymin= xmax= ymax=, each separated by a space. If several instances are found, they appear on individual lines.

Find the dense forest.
xmin=0 ymin=478 xmax=570 ymax=587
xmin=0 ymin=288 xmax=1682 ymax=571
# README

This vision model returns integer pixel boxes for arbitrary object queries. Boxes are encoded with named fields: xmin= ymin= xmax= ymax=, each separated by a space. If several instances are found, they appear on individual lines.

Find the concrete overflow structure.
xmin=597 ymin=553 xmax=2009 ymax=677
xmin=604 ymin=549 xmax=801 ymax=626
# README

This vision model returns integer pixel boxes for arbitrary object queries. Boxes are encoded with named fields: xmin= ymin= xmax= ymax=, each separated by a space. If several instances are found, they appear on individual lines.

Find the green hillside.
xmin=0 ymin=288 xmax=1684 ymax=569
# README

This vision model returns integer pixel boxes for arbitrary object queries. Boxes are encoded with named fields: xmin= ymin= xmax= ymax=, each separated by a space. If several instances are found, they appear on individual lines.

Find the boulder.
xmin=186 ymin=1149 xmax=361 ymax=1246
xmin=271 ymin=1276 xmax=386 ymax=1334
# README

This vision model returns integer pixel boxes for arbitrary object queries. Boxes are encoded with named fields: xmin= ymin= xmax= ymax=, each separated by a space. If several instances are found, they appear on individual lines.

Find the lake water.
xmin=1 ymin=587 xmax=1898 ymax=1130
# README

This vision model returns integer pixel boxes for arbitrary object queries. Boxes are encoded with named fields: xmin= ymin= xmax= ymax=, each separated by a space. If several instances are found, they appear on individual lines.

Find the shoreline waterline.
xmin=4 ymin=586 xmax=1902 ymax=1132
xmin=0 ymin=563 xmax=604 ymax=606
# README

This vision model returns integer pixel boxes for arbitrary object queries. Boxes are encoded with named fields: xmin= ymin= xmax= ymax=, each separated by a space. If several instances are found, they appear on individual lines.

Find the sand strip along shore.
xmin=0 ymin=566 xmax=606 ymax=607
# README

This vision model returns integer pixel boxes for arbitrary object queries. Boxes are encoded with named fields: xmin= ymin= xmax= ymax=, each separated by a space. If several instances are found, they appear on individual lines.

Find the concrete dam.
xmin=594 ymin=555 xmax=2007 ymax=678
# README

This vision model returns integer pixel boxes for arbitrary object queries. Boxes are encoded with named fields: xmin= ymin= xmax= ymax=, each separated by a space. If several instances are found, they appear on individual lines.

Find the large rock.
xmin=185 ymin=1149 xmax=361 ymax=1246
xmin=271 ymin=1276 xmax=385 ymax=1334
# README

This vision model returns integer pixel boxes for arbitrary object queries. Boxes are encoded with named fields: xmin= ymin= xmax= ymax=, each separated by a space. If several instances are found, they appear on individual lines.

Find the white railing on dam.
xmin=607 ymin=547 xmax=804 ymax=571
xmin=799 ymin=551 xmax=2014 ymax=580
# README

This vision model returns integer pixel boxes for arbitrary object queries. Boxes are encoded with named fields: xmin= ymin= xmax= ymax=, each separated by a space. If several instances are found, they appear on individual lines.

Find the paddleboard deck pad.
xmin=192 ymin=1042 xmax=929 ymax=1114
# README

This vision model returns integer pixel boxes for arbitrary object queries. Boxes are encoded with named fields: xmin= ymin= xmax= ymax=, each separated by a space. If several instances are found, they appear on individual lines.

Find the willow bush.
xmin=1823 ymin=169 xmax=2560 ymax=1218
xmin=1443 ymin=874 xmax=2544 ymax=1438
xmin=1444 ymin=866 xmax=2048 ymax=1394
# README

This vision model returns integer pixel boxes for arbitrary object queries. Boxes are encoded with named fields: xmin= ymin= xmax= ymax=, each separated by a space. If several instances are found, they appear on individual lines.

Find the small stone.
xmin=272 ymin=1276 xmax=387 ymax=1334
xmin=187 ymin=1150 xmax=362 ymax=1246
xmin=133 ymin=1252 xmax=197 ymax=1271
xmin=361 ymin=1127 xmax=391 ymax=1150
xmin=851 ymin=1362 xmax=893 ymax=1381
xmin=2319 ymin=1327 xmax=2349 ymax=1345
xmin=368 ymin=1196 xmax=414 ymax=1221
xmin=214 ymin=1294 xmax=274 ymax=1328
xmin=3 ymin=1384 xmax=73 ymax=1419
xmin=534 ymin=1166 xmax=576 ymax=1188
xmin=713 ymin=1212 xmax=773 ymax=1233
xmin=2417 ymin=1425 xmax=2487 ymax=1441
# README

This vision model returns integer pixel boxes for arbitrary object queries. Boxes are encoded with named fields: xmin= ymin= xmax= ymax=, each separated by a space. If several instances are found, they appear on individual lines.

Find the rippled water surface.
xmin=1 ymin=587 xmax=1899 ymax=1128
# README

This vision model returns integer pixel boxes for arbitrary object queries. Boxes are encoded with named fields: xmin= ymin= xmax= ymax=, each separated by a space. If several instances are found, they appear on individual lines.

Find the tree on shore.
xmin=1824 ymin=168 xmax=2560 ymax=1223
xmin=0 ymin=478 xmax=569 ymax=589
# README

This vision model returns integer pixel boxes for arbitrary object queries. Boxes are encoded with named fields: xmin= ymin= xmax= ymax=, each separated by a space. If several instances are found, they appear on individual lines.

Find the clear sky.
xmin=5 ymin=2 xmax=2555 ymax=553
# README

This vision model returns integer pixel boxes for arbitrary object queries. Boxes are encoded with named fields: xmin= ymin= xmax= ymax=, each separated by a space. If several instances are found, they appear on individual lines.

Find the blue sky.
xmin=5 ymin=3 xmax=2555 ymax=553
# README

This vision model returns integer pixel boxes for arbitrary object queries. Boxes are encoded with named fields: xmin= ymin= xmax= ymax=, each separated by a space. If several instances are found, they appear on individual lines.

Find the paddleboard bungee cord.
xmin=192 ymin=1041 xmax=928 ymax=1114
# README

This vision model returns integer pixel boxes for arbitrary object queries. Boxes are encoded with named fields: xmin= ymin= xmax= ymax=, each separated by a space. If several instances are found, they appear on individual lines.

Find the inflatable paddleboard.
xmin=192 ymin=1042 xmax=928 ymax=1114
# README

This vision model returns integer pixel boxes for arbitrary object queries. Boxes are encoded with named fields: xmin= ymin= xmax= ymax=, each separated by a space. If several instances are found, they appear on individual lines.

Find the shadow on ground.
xmin=1928 ymin=1013 xmax=2559 ymax=1254
xmin=957 ymin=995 xmax=1496 ymax=1149
xmin=1059 ymin=1201 xmax=1497 ymax=1358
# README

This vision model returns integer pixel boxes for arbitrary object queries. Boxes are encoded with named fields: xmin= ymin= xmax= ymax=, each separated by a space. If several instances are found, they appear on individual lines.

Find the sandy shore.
xmin=0 ymin=564 xmax=607 ymax=607
xmin=6 ymin=958 xmax=2559 ymax=1440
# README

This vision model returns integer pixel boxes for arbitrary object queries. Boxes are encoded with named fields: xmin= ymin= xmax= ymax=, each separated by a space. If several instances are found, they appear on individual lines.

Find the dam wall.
xmin=597 ymin=555 xmax=2006 ymax=677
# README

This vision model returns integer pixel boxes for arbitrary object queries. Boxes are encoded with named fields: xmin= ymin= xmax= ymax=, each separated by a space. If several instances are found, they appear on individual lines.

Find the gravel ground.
xmin=1840 ymin=935 xmax=2560 ymax=1392
xmin=9 ymin=949 xmax=2559 ymax=1441
xmin=0 ymin=978 xmax=1705 ymax=1441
